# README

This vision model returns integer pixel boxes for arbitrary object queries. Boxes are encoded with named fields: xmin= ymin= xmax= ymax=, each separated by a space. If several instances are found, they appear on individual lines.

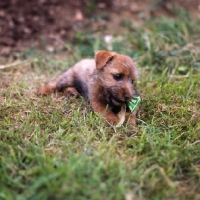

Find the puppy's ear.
xmin=95 ymin=50 xmax=115 ymax=70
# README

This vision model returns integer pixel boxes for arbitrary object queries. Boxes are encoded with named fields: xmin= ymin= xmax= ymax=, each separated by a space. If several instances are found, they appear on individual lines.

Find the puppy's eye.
xmin=113 ymin=74 xmax=123 ymax=81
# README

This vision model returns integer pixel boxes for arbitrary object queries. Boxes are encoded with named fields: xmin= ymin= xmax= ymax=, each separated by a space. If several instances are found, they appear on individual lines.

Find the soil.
xmin=0 ymin=0 xmax=200 ymax=55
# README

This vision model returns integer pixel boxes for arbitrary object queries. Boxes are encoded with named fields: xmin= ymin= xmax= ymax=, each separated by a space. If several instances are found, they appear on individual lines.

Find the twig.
xmin=0 ymin=60 xmax=31 ymax=69
xmin=49 ymin=35 xmax=71 ymax=51
xmin=191 ymin=140 xmax=200 ymax=145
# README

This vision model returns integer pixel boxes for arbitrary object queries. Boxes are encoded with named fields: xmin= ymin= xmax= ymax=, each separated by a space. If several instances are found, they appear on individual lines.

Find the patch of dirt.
xmin=0 ymin=0 xmax=85 ymax=53
xmin=0 ymin=0 xmax=200 ymax=55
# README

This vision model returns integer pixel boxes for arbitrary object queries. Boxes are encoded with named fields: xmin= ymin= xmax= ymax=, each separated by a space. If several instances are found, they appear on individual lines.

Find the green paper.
xmin=127 ymin=96 xmax=141 ymax=113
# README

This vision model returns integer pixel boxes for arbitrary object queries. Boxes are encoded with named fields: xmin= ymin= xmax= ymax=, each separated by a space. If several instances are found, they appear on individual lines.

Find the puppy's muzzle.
xmin=124 ymin=93 xmax=132 ymax=101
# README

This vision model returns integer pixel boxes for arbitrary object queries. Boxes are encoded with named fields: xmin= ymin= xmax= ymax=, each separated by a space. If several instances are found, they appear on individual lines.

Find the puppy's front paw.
xmin=129 ymin=116 xmax=136 ymax=126
xmin=126 ymin=113 xmax=137 ymax=126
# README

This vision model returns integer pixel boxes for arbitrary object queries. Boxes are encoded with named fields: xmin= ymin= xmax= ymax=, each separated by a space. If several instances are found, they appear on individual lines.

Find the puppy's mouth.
xmin=111 ymin=96 xmax=125 ymax=106
xmin=107 ymin=88 xmax=131 ymax=106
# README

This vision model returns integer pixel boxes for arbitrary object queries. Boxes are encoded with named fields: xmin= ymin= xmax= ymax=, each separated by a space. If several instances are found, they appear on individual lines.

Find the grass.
xmin=0 ymin=8 xmax=200 ymax=200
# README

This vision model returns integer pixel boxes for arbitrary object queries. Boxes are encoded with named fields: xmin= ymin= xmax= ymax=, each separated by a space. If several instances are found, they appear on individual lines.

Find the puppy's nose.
xmin=124 ymin=93 xmax=132 ymax=101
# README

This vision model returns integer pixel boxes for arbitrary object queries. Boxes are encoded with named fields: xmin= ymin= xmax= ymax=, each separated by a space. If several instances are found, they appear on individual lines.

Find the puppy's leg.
xmin=91 ymin=101 xmax=120 ymax=125
xmin=63 ymin=87 xmax=80 ymax=96
xmin=37 ymin=69 xmax=74 ymax=95
xmin=125 ymin=111 xmax=137 ymax=126
xmin=37 ymin=78 xmax=59 ymax=95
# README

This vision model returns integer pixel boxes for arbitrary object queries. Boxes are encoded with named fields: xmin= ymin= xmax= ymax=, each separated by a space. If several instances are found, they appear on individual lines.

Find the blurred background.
xmin=0 ymin=0 xmax=200 ymax=55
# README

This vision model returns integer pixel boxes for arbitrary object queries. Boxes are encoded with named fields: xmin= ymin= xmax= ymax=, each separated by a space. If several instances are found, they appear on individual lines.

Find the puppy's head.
xmin=95 ymin=50 xmax=138 ymax=106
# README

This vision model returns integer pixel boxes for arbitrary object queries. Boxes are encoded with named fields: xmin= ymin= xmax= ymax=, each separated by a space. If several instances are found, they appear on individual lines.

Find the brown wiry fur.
xmin=37 ymin=50 xmax=139 ymax=126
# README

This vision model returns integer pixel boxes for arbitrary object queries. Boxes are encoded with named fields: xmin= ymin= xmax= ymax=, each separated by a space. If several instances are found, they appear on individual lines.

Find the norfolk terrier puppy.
xmin=37 ymin=50 xmax=140 ymax=126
